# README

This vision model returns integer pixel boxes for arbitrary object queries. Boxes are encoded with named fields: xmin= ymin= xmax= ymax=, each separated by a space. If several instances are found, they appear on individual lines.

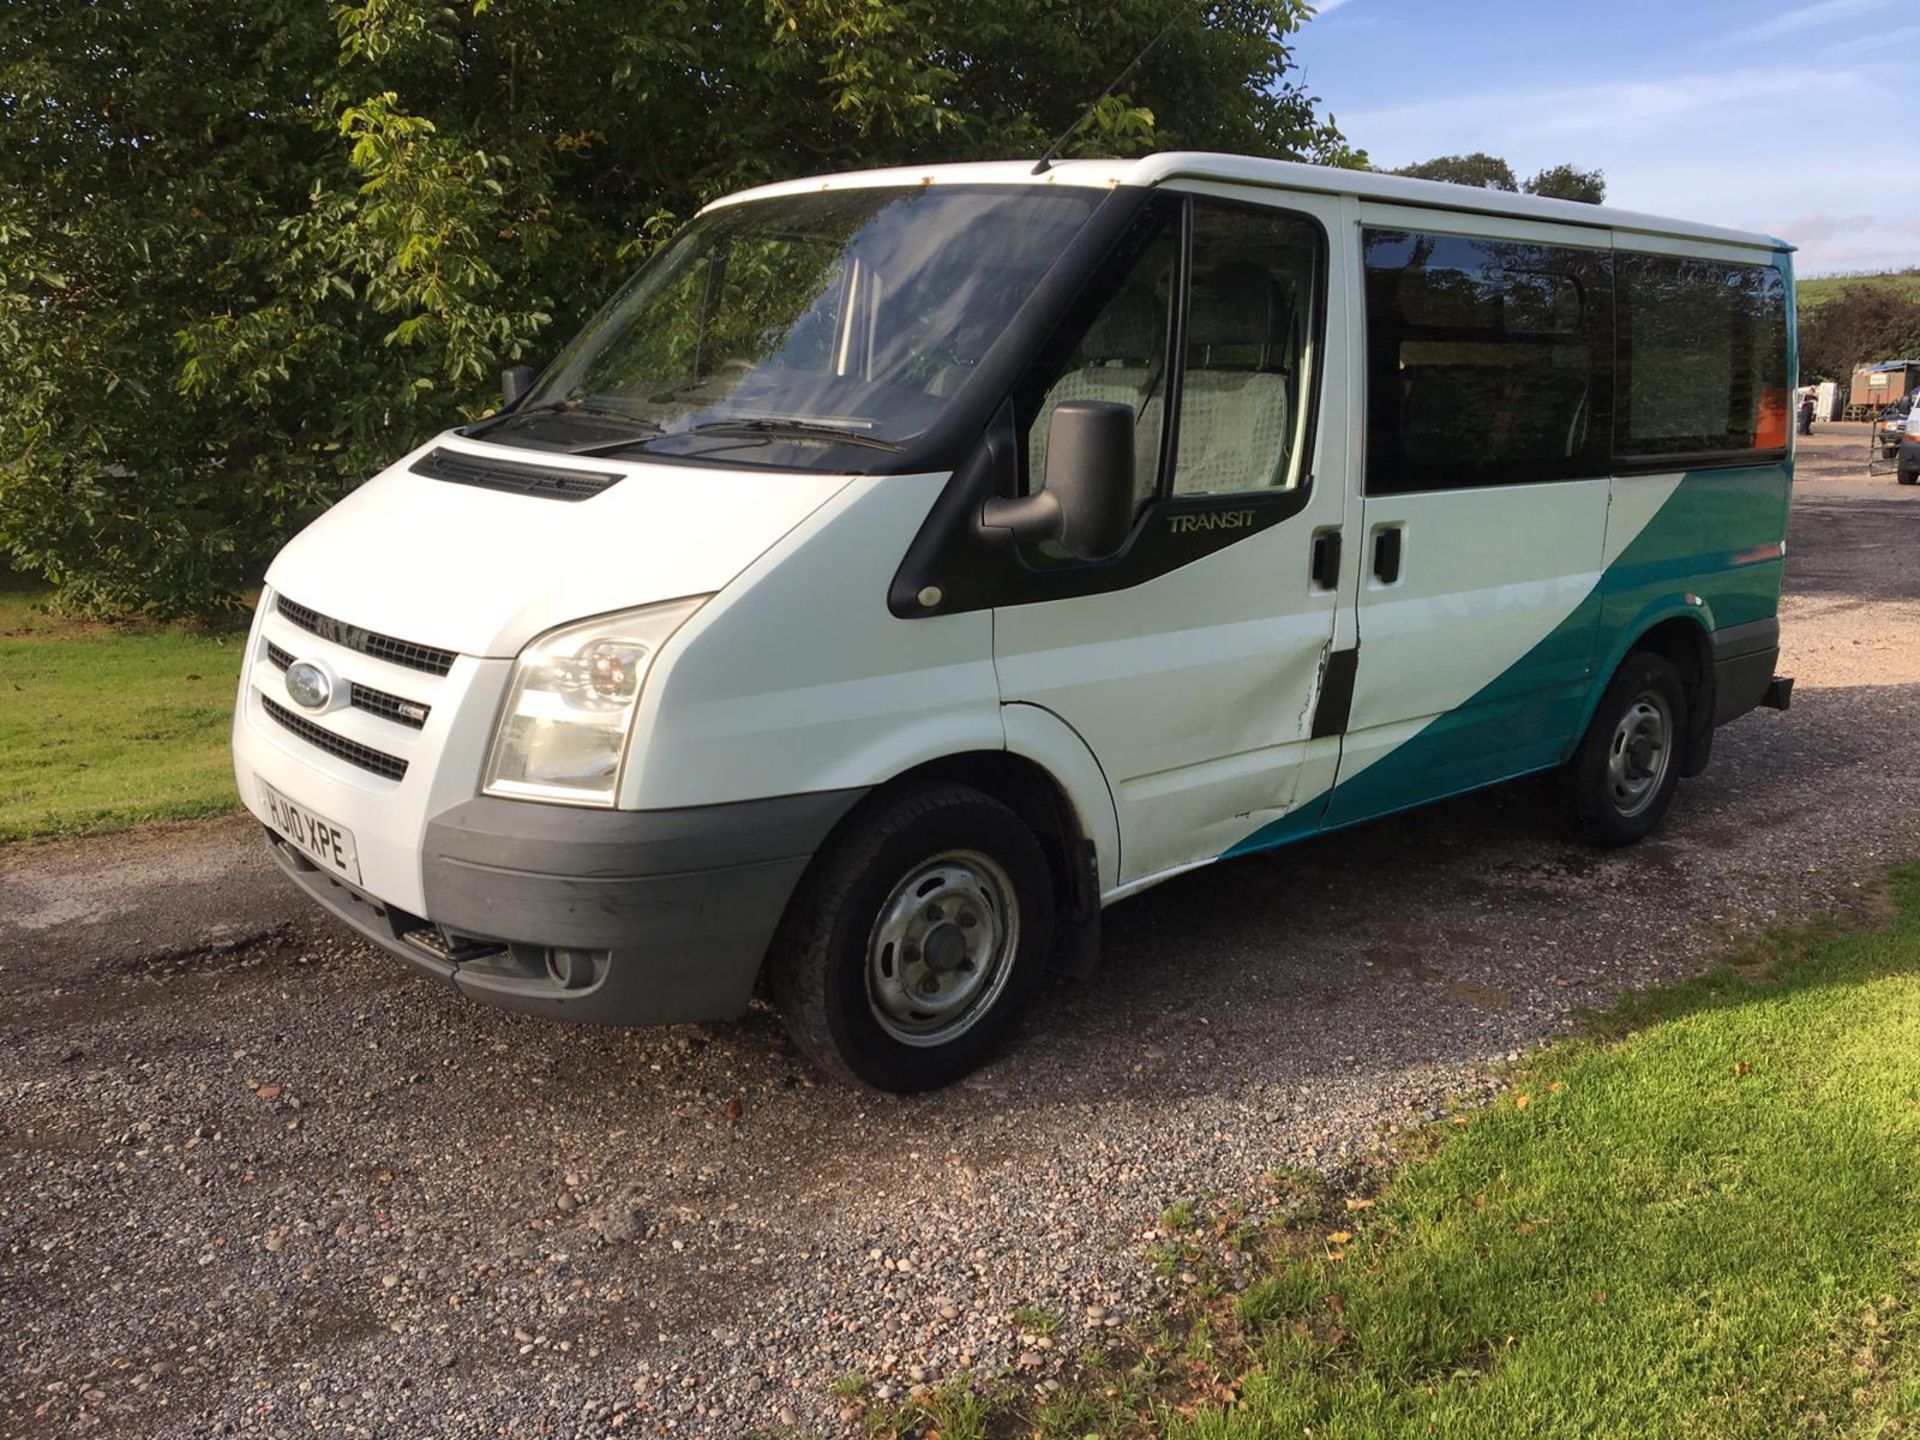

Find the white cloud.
xmin=1339 ymin=54 xmax=1917 ymax=273
xmin=1733 ymin=0 xmax=1893 ymax=43
xmin=1814 ymin=23 xmax=1920 ymax=58
xmin=1311 ymin=0 xmax=1354 ymax=12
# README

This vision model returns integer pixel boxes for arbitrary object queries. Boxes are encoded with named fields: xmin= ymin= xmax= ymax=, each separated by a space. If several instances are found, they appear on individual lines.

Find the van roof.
xmin=706 ymin=153 xmax=1791 ymax=255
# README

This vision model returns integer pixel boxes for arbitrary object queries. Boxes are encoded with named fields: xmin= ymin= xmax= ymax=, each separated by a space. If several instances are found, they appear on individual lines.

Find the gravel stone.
xmin=2 ymin=433 xmax=1915 ymax=1438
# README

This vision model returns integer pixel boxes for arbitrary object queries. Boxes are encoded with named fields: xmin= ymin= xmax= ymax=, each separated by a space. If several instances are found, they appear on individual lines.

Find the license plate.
xmin=260 ymin=780 xmax=361 ymax=885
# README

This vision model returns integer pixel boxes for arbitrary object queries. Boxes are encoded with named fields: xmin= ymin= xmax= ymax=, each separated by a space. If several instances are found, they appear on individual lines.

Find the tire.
xmin=1558 ymin=652 xmax=1688 ymax=848
xmin=767 ymin=782 xmax=1054 ymax=1092
xmin=1899 ymin=462 xmax=1918 ymax=486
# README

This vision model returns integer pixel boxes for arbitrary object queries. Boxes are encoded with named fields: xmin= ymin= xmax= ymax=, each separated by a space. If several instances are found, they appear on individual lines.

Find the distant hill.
xmin=1798 ymin=268 xmax=1920 ymax=315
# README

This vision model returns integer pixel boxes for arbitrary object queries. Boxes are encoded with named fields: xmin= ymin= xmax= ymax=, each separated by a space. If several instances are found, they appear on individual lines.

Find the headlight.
xmin=482 ymin=597 xmax=708 ymax=806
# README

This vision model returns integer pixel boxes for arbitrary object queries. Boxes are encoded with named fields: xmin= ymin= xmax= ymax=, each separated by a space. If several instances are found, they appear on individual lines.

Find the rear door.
xmin=992 ymin=187 xmax=1360 ymax=888
xmin=1326 ymin=210 xmax=1616 ymax=826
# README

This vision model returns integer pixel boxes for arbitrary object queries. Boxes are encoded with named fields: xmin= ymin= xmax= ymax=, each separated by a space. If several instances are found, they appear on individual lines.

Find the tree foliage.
xmin=1798 ymin=285 xmax=1920 ymax=383
xmin=0 ymin=0 xmax=1360 ymax=617
xmin=1522 ymin=163 xmax=1606 ymax=204
xmin=1390 ymin=153 xmax=1606 ymax=204
xmin=1392 ymin=152 xmax=1518 ymax=192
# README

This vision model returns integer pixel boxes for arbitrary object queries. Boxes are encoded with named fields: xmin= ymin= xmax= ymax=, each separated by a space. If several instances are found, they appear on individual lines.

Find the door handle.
xmin=1372 ymin=526 xmax=1403 ymax=584
xmin=1310 ymin=530 xmax=1341 ymax=590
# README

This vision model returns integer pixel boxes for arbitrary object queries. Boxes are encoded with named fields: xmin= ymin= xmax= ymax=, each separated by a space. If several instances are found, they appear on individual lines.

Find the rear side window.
xmin=1362 ymin=230 xmax=1613 ymax=494
xmin=1617 ymin=255 xmax=1788 ymax=459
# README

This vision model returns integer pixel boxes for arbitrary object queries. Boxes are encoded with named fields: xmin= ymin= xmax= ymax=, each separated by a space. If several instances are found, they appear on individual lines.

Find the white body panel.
xmin=713 ymin=154 xmax=1787 ymax=254
xmin=266 ymin=437 xmax=849 ymax=658
xmin=625 ymin=474 xmax=1001 ymax=810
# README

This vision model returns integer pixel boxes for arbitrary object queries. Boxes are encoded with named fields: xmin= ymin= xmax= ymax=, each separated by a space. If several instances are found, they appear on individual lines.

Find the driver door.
xmin=992 ymin=187 xmax=1359 ymax=889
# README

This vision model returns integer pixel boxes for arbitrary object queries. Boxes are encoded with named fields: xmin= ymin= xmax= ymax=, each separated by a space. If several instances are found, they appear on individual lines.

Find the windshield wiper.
xmin=462 ymin=395 xmax=662 ymax=445
xmin=681 ymin=419 xmax=904 ymax=453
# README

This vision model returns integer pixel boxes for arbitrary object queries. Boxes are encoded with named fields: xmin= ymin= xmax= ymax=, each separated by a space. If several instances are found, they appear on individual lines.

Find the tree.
xmin=1523 ymin=163 xmax=1606 ymax=204
xmin=0 ymin=0 xmax=1364 ymax=617
xmin=1392 ymin=152 xmax=1518 ymax=191
xmin=1389 ymin=154 xmax=1606 ymax=204
xmin=1798 ymin=285 xmax=1920 ymax=384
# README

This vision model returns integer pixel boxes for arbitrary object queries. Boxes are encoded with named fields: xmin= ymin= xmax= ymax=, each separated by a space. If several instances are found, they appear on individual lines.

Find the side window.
xmin=1173 ymin=203 xmax=1323 ymax=496
xmin=1027 ymin=221 xmax=1177 ymax=504
xmin=1617 ymin=255 xmax=1788 ymax=457
xmin=1363 ymin=230 xmax=1613 ymax=494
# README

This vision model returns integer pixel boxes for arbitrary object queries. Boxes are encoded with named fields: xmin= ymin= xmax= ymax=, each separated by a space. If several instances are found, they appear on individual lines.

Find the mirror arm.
xmin=978 ymin=490 xmax=1063 ymax=545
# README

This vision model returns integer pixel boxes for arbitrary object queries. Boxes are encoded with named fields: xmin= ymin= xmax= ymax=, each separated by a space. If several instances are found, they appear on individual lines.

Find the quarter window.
xmin=1172 ymin=204 xmax=1322 ymax=496
xmin=1362 ymin=230 xmax=1613 ymax=494
xmin=1617 ymin=255 xmax=1788 ymax=457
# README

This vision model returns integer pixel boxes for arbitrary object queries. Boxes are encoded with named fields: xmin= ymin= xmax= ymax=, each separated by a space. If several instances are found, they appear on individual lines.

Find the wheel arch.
xmin=872 ymin=751 xmax=1097 ymax=931
xmin=769 ymin=740 xmax=1111 ymax=993
xmin=1574 ymin=608 xmax=1715 ymax=774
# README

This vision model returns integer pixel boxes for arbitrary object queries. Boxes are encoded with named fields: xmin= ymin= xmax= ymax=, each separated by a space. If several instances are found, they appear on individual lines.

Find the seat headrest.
xmin=1191 ymin=262 xmax=1288 ymax=349
xmin=1080 ymin=285 xmax=1160 ymax=363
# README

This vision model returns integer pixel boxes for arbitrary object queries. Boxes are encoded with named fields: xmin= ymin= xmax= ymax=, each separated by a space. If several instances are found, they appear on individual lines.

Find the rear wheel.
xmin=1558 ymin=652 xmax=1687 ymax=847
xmin=768 ymin=783 xmax=1053 ymax=1092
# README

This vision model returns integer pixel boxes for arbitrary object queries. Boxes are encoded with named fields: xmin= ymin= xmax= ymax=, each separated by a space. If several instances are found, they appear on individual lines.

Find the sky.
xmin=1295 ymin=0 xmax=1916 ymax=276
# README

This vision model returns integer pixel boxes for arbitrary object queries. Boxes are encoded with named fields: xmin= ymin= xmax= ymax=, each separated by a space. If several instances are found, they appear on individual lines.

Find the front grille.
xmin=351 ymin=683 xmax=430 ymax=730
xmin=262 ymin=638 xmax=430 ymax=729
xmin=412 ymin=446 xmax=623 ymax=502
xmin=261 ymin=696 xmax=409 ymax=782
xmin=275 ymin=595 xmax=455 ymax=677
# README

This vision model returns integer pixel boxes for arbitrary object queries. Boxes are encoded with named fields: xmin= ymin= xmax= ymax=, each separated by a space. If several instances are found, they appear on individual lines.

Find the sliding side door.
xmin=1326 ymin=210 xmax=1615 ymax=827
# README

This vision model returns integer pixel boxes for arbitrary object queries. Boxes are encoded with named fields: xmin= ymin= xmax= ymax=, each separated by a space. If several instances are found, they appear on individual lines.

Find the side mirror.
xmin=979 ymin=401 xmax=1135 ymax=561
xmin=501 ymin=364 xmax=536 ymax=409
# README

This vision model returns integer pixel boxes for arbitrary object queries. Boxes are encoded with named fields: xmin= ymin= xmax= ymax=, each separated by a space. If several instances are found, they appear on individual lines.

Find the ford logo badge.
xmin=285 ymin=660 xmax=334 ymax=711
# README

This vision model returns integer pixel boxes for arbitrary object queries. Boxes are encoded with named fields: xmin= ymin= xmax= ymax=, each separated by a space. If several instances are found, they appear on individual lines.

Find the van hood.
xmin=264 ymin=435 xmax=854 ymax=657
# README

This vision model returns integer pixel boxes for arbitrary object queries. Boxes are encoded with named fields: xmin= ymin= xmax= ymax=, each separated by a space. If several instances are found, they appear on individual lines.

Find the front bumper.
xmin=266 ymin=789 xmax=864 ymax=1024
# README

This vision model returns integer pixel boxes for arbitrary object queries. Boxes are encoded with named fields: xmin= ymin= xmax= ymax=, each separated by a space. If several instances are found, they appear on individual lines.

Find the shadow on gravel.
xmin=1786 ymin=488 xmax=1920 ymax=602
xmin=978 ymin=677 xmax=1920 ymax=1108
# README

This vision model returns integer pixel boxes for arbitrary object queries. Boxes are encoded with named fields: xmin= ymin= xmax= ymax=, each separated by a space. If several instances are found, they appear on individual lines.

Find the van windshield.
xmin=478 ymin=186 xmax=1099 ymax=466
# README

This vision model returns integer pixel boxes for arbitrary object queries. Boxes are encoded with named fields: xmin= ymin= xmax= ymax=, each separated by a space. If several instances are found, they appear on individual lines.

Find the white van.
xmin=233 ymin=155 xmax=1795 ymax=1090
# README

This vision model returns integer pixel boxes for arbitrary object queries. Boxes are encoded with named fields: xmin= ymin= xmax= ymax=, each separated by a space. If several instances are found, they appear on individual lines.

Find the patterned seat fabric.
xmin=1175 ymin=262 xmax=1295 ymax=495
xmin=1030 ymin=285 xmax=1166 ymax=503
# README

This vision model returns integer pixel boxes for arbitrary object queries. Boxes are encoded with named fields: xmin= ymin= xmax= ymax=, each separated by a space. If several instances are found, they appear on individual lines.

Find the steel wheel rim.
xmin=865 ymin=849 xmax=1019 ymax=1048
xmin=1606 ymin=690 xmax=1673 ymax=819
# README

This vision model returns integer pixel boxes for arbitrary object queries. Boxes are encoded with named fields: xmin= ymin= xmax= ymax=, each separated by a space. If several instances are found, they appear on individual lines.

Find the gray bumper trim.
xmin=1710 ymin=616 xmax=1782 ymax=726
xmin=269 ymin=788 xmax=865 ymax=1026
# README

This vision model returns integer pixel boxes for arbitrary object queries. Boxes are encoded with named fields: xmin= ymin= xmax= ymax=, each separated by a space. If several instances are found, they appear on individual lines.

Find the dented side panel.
xmin=993 ymin=185 xmax=1360 ymax=889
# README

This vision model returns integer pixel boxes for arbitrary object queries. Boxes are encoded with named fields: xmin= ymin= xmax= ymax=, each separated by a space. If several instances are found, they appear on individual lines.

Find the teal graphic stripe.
xmin=1224 ymin=458 xmax=1790 ymax=859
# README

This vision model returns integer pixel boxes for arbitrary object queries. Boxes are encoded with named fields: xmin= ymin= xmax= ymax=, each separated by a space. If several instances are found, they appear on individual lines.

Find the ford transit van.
xmin=233 ymin=154 xmax=1795 ymax=1090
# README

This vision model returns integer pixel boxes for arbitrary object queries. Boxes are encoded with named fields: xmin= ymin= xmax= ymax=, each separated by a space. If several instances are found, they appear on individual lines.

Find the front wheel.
xmin=768 ymin=783 xmax=1054 ymax=1092
xmin=1558 ymin=652 xmax=1688 ymax=847
xmin=1898 ymin=460 xmax=1918 ymax=485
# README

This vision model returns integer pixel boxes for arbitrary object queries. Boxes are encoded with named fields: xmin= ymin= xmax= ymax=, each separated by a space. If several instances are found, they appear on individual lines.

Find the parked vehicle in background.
xmin=1876 ymin=395 xmax=1913 ymax=458
xmin=232 ymin=156 xmax=1797 ymax=1091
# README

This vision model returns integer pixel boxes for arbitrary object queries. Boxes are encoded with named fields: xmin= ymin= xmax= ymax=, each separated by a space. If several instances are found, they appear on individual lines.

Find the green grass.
xmin=863 ymin=868 xmax=1920 ymax=1439
xmin=1798 ymin=266 xmax=1920 ymax=315
xmin=0 ymin=576 xmax=244 ymax=840
xmin=1012 ymin=1304 xmax=1065 ymax=1337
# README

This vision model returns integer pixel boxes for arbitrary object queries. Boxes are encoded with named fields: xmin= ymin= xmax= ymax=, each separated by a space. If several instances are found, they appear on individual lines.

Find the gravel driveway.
xmin=5 ymin=427 xmax=1918 ymax=1438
